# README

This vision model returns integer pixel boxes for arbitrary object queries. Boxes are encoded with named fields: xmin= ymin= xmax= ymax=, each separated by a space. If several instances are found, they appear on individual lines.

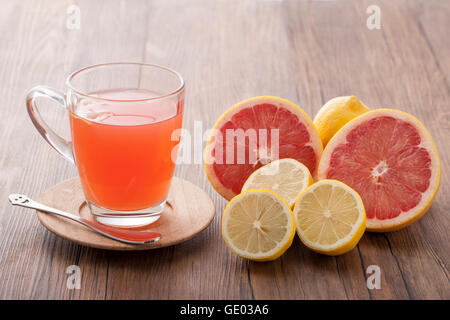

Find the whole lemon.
xmin=313 ymin=96 xmax=369 ymax=147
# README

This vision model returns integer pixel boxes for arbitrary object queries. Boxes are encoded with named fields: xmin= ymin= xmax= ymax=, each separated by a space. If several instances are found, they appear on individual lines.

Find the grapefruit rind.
xmin=318 ymin=109 xmax=441 ymax=232
xmin=205 ymin=96 xmax=323 ymax=200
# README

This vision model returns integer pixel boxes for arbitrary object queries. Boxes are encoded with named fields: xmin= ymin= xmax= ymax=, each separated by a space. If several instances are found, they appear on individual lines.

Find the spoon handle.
xmin=8 ymin=194 xmax=161 ymax=245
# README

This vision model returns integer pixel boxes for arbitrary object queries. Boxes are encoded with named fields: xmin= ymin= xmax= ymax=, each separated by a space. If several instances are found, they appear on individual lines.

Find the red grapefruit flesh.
xmin=318 ymin=109 xmax=441 ymax=231
xmin=205 ymin=96 xmax=323 ymax=200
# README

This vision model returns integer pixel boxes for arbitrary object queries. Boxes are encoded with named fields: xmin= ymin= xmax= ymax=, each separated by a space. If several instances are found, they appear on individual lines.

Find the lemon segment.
xmin=313 ymin=96 xmax=369 ymax=147
xmin=222 ymin=189 xmax=296 ymax=261
xmin=293 ymin=179 xmax=366 ymax=256
xmin=241 ymin=159 xmax=313 ymax=208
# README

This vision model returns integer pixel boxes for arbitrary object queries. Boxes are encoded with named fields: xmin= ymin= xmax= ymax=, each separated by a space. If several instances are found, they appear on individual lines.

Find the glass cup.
xmin=26 ymin=62 xmax=184 ymax=227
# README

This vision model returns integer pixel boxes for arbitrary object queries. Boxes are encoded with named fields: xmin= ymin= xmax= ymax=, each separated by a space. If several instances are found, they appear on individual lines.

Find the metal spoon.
xmin=8 ymin=194 xmax=161 ymax=245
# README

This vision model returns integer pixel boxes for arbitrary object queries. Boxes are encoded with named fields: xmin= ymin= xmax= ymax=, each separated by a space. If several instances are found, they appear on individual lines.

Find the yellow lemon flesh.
xmin=242 ymin=158 xmax=312 ymax=208
xmin=293 ymin=180 xmax=366 ymax=256
xmin=313 ymin=96 xmax=369 ymax=147
xmin=222 ymin=190 xmax=296 ymax=261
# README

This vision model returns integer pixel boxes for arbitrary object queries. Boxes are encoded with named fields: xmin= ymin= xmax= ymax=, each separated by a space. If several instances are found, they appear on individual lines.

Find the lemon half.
xmin=222 ymin=189 xmax=296 ymax=261
xmin=293 ymin=179 xmax=366 ymax=256
xmin=242 ymin=159 xmax=312 ymax=208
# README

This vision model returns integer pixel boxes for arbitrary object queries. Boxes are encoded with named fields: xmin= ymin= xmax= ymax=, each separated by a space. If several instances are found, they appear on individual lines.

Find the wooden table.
xmin=0 ymin=0 xmax=448 ymax=300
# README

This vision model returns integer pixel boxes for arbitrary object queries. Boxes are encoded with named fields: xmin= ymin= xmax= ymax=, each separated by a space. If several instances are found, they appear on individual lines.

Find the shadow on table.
xmin=247 ymin=221 xmax=425 ymax=277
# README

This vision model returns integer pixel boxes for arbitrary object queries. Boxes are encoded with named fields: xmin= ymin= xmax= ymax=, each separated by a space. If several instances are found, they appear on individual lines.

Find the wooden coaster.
xmin=36 ymin=177 xmax=215 ymax=250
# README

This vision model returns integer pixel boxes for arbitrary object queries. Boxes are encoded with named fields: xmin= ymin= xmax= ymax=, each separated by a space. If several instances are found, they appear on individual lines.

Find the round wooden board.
xmin=36 ymin=177 xmax=216 ymax=250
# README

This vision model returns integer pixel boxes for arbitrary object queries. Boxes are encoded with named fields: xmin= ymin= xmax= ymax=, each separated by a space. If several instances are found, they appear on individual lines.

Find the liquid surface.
xmin=74 ymin=88 xmax=178 ymax=125
xmin=70 ymin=88 xmax=183 ymax=211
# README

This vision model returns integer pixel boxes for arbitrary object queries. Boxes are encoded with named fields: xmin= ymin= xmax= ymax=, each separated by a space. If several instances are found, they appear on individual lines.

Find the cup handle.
xmin=26 ymin=85 xmax=74 ymax=164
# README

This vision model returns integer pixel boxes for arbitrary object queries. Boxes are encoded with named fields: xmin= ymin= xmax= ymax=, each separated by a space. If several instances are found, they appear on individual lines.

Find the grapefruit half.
xmin=205 ymin=96 xmax=323 ymax=200
xmin=318 ymin=109 xmax=441 ymax=232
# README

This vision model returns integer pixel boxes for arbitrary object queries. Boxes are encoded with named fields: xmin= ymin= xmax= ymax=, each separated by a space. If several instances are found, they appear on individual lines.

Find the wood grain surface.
xmin=0 ymin=0 xmax=449 ymax=299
